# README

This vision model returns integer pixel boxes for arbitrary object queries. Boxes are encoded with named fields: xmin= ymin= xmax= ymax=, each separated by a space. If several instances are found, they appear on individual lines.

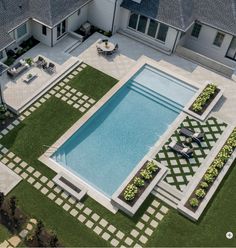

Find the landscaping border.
xmin=177 ymin=124 xmax=235 ymax=221
xmin=112 ymin=158 xmax=168 ymax=216
xmin=184 ymin=83 xmax=224 ymax=121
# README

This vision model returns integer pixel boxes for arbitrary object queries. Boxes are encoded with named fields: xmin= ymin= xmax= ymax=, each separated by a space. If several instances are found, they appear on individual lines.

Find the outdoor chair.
xmin=113 ymin=43 xmax=119 ymax=53
xmin=46 ymin=62 xmax=56 ymax=74
xmin=36 ymin=56 xmax=46 ymax=68
xmin=168 ymin=140 xmax=194 ymax=159
xmin=179 ymin=127 xmax=204 ymax=144
xmin=97 ymin=47 xmax=105 ymax=55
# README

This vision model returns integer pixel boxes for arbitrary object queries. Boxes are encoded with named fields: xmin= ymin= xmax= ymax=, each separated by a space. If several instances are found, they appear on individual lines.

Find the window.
xmin=128 ymin=13 xmax=138 ymax=29
xmin=17 ymin=23 xmax=27 ymax=39
xmin=191 ymin=23 xmax=202 ymax=38
xmin=42 ymin=25 xmax=47 ymax=36
xmin=57 ymin=20 xmax=66 ymax=39
xmin=213 ymin=32 xmax=225 ymax=47
xmin=128 ymin=13 xmax=169 ymax=43
xmin=226 ymin=37 xmax=236 ymax=61
xmin=147 ymin=19 xmax=158 ymax=38
xmin=0 ymin=51 xmax=3 ymax=60
xmin=137 ymin=15 xmax=148 ymax=33
xmin=77 ymin=9 xmax=81 ymax=16
xmin=156 ymin=23 xmax=168 ymax=42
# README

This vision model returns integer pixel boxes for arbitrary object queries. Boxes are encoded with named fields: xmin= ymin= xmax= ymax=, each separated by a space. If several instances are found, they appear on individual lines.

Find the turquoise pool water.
xmin=52 ymin=65 xmax=197 ymax=197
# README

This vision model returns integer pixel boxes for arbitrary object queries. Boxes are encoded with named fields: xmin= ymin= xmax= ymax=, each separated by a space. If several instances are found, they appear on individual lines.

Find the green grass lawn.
xmin=0 ymin=224 xmax=11 ymax=243
xmin=9 ymin=181 xmax=108 ymax=247
xmin=68 ymin=65 xmax=118 ymax=100
xmin=147 ymin=160 xmax=236 ymax=247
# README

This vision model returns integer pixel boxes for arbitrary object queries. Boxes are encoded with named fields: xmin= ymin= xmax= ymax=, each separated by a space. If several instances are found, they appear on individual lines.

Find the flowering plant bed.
xmin=118 ymin=161 xmax=160 ymax=207
xmin=189 ymin=83 xmax=220 ymax=116
xmin=112 ymin=159 xmax=167 ymax=216
xmin=185 ymin=128 xmax=236 ymax=212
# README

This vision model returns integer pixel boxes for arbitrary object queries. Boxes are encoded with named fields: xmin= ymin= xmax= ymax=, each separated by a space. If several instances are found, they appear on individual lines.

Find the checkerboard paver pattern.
xmin=155 ymin=116 xmax=227 ymax=191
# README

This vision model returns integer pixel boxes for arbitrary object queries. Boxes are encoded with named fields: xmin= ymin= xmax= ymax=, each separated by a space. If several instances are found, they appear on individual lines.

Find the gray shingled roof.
xmin=0 ymin=0 xmax=90 ymax=50
xmin=121 ymin=0 xmax=236 ymax=35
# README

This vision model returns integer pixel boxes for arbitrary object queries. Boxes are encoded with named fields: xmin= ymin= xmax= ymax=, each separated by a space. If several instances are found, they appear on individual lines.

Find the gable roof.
xmin=121 ymin=0 xmax=236 ymax=35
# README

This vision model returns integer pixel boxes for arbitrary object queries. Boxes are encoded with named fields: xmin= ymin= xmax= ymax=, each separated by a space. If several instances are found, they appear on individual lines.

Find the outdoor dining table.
xmin=97 ymin=41 xmax=115 ymax=52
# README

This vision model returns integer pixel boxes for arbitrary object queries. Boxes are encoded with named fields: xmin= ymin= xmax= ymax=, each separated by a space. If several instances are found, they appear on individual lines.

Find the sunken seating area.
xmin=7 ymin=59 xmax=29 ymax=78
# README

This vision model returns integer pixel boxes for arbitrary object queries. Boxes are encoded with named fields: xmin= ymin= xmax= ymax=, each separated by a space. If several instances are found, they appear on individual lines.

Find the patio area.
xmin=71 ymin=32 xmax=236 ymax=126
xmin=1 ymin=35 xmax=80 ymax=113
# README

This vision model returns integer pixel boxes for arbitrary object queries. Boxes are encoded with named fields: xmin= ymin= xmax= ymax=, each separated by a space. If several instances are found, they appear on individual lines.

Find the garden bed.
xmin=177 ymin=126 xmax=236 ymax=221
xmin=0 ymin=108 xmax=18 ymax=132
xmin=112 ymin=159 xmax=167 ymax=216
xmin=189 ymin=83 xmax=220 ymax=116
xmin=4 ymin=36 xmax=39 ymax=66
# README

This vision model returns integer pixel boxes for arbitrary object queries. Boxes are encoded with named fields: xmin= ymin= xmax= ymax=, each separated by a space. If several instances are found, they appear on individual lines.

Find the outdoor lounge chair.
xmin=46 ymin=62 xmax=56 ymax=74
xmin=168 ymin=140 xmax=194 ymax=158
xmin=179 ymin=127 xmax=204 ymax=144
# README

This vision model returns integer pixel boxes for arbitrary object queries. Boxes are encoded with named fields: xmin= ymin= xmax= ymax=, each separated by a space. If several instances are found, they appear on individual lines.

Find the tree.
xmin=0 ymin=192 xmax=5 ymax=209
xmin=49 ymin=233 xmax=59 ymax=247
xmin=9 ymin=196 xmax=17 ymax=217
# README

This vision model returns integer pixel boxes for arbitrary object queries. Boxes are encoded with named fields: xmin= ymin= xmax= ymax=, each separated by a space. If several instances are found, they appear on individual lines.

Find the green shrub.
xmin=140 ymin=169 xmax=153 ymax=180
xmin=123 ymin=184 xmax=138 ymax=201
xmin=204 ymin=173 xmax=215 ymax=184
xmin=133 ymin=177 xmax=144 ymax=187
xmin=189 ymin=198 xmax=199 ymax=208
xmin=192 ymin=83 xmax=217 ymax=112
xmin=212 ymin=158 xmax=225 ymax=169
xmin=207 ymin=167 xmax=218 ymax=177
xmin=200 ymin=181 xmax=208 ymax=189
xmin=146 ymin=161 xmax=158 ymax=173
xmin=195 ymin=188 xmax=206 ymax=199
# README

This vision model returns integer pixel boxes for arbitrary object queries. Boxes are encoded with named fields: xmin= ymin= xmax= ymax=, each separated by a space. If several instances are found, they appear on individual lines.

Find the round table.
xmin=97 ymin=41 xmax=115 ymax=52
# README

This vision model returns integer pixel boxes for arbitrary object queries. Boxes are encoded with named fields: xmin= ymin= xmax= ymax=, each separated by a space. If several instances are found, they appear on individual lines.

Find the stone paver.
xmin=102 ymin=232 xmax=111 ymax=241
xmin=93 ymin=226 xmax=102 ymax=235
xmin=8 ymin=236 xmax=21 ymax=247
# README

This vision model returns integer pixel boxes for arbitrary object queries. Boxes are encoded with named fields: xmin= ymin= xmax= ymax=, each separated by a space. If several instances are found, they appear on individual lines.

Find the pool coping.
xmin=39 ymin=56 xmax=206 ymax=212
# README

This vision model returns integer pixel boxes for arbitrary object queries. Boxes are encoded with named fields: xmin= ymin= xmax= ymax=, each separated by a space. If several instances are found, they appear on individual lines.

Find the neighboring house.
xmin=0 ymin=0 xmax=236 ymax=70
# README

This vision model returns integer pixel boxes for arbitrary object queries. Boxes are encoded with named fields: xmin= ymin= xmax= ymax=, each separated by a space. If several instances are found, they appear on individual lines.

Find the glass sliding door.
xmin=147 ymin=20 xmax=158 ymax=38
xmin=128 ymin=13 xmax=139 ymax=29
xmin=226 ymin=37 xmax=236 ymax=61
xmin=137 ymin=15 xmax=147 ymax=33
xmin=57 ymin=20 xmax=66 ymax=39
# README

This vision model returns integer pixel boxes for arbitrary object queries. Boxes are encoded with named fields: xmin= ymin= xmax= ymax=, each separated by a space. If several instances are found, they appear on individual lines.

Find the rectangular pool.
xmin=51 ymin=65 xmax=197 ymax=197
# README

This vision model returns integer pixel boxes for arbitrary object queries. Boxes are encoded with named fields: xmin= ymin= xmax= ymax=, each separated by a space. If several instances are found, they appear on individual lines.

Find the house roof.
xmin=0 ymin=0 xmax=90 ymax=51
xmin=121 ymin=0 xmax=236 ymax=35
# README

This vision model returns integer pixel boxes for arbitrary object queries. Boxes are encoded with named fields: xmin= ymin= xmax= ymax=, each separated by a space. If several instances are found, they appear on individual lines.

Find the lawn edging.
xmin=177 ymin=124 xmax=235 ymax=221
xmin=184 ymin=84 xmax=224 ymax=121
xmin=112 ymin=157 xmax=168 ymax=216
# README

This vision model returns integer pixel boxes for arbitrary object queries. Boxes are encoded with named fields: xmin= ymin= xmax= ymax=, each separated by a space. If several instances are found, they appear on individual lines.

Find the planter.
xmin=112 ymin=158 xmax=168 ymax=216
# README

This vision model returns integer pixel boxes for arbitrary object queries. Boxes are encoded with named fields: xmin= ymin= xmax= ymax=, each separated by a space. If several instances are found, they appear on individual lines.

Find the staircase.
xmin=152 ymin=180 xmax=183 ymax=209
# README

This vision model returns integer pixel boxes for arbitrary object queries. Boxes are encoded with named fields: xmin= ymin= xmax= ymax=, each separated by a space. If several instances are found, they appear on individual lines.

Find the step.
xmin=151 ymin=190 xmax=178 ymax=209
xmin=153 ymin=186 xmax=180 ymax=205
xmin=130 ymin=81 xmax=183 ymax=109
xmin=158 ymin=180 xmax=184 ymax=200
xmin=128 ymin=84 xmax=181 ymax=113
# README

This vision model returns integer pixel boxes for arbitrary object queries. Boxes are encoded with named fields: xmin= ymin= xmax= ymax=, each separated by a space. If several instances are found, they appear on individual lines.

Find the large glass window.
xmin=137 ymin=15 xmax=148 ymax=33
xmin=191 ymin=23 xmax=202 ymax=38
xmin=17 ymin=23 xmax=27 ymax=39
xmin=226 ymin=37 xmax=236 ymax=61
xmin=147 ymin=19 xmax=158 ymax=38
xmin=128 ymin=13 xmax=138 ymax=29
xmin=156 ymin=23 xmax=168 ymax=42
xmin=127 ymin=12 xmax=169 ymax=43
xmin=213 ymin=32 xmax=225 ymax=47
xmin=0 ymin=51 xmax=3 ymax=59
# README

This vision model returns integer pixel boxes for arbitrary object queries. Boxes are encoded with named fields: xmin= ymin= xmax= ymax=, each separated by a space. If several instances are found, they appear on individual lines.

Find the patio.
xmin=71 ymin=32 xmax=236 ymax=126
xmin=1 ymin=35 xmax=80 ymax=113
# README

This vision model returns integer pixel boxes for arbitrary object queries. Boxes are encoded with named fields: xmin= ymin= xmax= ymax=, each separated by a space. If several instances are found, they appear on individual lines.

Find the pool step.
xmin=128 ymin=83 xmax=182 ymax=113
xmin=131 ymin=81 xmax=183 ymax=109
xmin=152 ymin=180 xmax=183 ymax=209
xmin=55 ymin=152 xmax=67 ymax=166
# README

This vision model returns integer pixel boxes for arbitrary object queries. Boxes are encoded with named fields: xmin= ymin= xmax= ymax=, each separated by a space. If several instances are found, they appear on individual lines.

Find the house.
xmin=0 ymin=0 xmax=236 ymax=71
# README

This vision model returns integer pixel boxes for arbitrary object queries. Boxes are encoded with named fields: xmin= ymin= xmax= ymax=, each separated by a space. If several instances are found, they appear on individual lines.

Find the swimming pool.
xmin=51 ymin=65 xmax=197 ymax=197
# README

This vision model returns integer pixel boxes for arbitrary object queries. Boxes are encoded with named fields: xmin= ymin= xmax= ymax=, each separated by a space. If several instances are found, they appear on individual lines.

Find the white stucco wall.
xmin=88 ymin=0 xmax=116 ymax=32
xmin=31 ymin=20 xmax=52 ymax=47
xmin=182 ymin=24 xmax=235 ymax=67
xmin=67 ymin=4 xmax=89 ymax=32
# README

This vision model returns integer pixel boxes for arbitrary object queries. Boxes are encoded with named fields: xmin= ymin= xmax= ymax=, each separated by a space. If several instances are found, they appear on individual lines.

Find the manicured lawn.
xmin=147 ymin=160 xmax=236 ymax=247
xmin=0 ymin=98 xmax=82 ymax=178
xmin=9 ymin=181 xmax=108 ymax=247
xmin=0 ymin=224 xmax=11 ymax=243
xmin=68 ymin=65 xmax=118 ymax=100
